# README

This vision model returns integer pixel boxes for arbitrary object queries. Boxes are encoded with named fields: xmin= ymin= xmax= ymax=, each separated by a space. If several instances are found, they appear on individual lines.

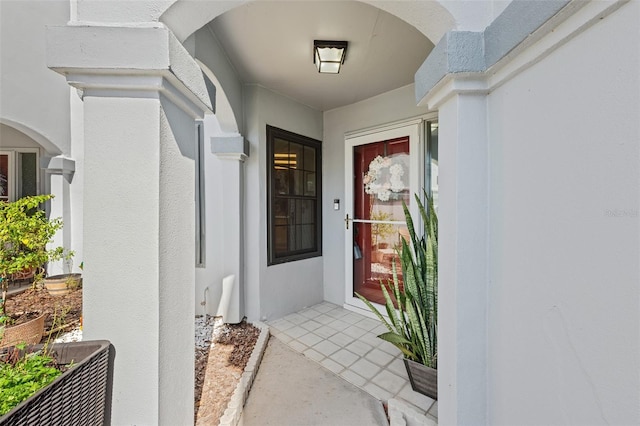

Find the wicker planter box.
xmin=404 ymin=358 xmax=437 ymax=400
xmin=0 ymin=340 xmax=113 ymax=426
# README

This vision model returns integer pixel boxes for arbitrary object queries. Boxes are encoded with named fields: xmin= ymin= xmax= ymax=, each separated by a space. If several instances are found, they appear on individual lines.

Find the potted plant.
xmin=43 ymin=250 xmax=81 ymax=297
xmin=357 ymin=193 xmax=438 ymax=399
xmin=0 ymin=195 xmax=65 ymax=347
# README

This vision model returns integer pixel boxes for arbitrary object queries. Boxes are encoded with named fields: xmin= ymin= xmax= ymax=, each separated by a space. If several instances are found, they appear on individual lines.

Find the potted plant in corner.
xmin=0 ymin=194 xmax=65 ymax=347
xmin=43 ymin=249 xmax=81 ymax=297
xmin=357 ymin=193 xmax=438 ymax=399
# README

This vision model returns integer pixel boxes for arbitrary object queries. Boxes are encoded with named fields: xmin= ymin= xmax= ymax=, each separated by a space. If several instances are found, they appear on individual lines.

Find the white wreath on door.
xmin=363 ymin=155 xmax=405 ymax=201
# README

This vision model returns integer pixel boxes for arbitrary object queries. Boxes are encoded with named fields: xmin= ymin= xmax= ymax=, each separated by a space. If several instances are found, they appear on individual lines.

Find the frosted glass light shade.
xmin=313 ymin=40 xmax=347 ymax=74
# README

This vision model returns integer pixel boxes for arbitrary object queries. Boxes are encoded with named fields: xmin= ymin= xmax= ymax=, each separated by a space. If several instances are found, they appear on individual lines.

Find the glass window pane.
xmin=19 ymin=153 xmax=37 ymax=198
xmin=274 ymin=138 xmax=289 ymax=163
xmin=274 ymin=169 xmax=289 ymax=195
xmin=289 ymin=142 xmax=304 ymax=171
xmin=430 ymin=122 xmax=439 ymax=212
xmin=274 ymin=226 xmax=288 ymax=255
xmin=304 ymin=172 xmax=316 ymax=196
xmin=274 ymin=198 xmax=289 ymax=225
xmin=289 ymin=224 xmax=297 ymax=251
xmin=274 ymin=137 xmax=290 ymax=191
xmin=300 ymin=225 xmax=315 ymax=250
xmin=304 ymin=146 xmax=316 ymax=172
xmin=353 ymin=222 xmax=407 ymax=306
xmin=288 ymin=199 xmax=297 ymax=225
xmin=292 ymin=169 xmax=304 ymax=196
xmin=297 ymin=199 xmax=314 ymax=225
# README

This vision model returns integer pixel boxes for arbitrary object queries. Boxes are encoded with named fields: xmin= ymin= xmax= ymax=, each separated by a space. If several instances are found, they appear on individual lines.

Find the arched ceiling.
xmin=206 ymin=1 xmax=435 ymax=111
xmin=161 ymin=0 xmax=454 ymax=45
xmin=159 ymin=0 xmax=457 ymax=112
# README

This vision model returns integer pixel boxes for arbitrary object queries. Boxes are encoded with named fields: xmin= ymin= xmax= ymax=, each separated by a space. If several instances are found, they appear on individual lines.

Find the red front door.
xmin=352 ymin=137 xmax=410 ymax=305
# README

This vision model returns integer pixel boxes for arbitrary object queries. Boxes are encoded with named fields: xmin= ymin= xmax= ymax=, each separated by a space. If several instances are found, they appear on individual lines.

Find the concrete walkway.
xmin=240 ymin=338 xmax=388 ymax=426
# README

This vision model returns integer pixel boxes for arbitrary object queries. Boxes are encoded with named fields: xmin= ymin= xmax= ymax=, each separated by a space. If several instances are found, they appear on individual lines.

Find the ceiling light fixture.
xmin=313 ymin=40 xmax=348 ymax=74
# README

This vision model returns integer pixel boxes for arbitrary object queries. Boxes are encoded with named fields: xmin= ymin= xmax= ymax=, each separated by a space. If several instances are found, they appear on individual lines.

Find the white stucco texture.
xmin=0 ymin=0 xmax=70 ymax=154
xmin=82 ymin=93 xmax=197 ymax=425
xmin=158 ymin=96 xmax=196 ymax=425
xmin=47 ymin=25 xmax=212 ymax=114
xmin=82 ymin=96 xmax=162 ymax=424
xmin=436 ymin=91 xmax=491 ymax=425
xmin=243 ymin=85 xmax=324 ymax=321
xmin=194 ymin=25 xmax=244 ymax=134
xmin=486 ymin=2 xmax=639 ymax=424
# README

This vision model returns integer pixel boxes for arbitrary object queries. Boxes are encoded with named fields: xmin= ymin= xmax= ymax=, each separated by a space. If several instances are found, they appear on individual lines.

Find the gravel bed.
xmin=55 ymin=315 xmax=224 ymax=346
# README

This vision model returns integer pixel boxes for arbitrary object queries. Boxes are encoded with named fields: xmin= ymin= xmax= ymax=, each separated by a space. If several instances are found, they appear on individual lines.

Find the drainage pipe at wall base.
xmin=219 ymin=274 xmax=239 ymax=324
xmin=201 ymin=286 xmax=209 ymax=317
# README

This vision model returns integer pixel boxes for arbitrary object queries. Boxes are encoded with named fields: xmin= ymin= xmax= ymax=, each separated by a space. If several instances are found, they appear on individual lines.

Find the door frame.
xmin=0 ymin=151 xmax=16 ymax=202
xmin=343 ymin=117 xmax=428 ymax=314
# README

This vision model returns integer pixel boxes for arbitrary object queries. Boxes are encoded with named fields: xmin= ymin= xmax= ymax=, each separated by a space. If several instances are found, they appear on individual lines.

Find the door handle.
xmin=345 ymin=214 xmax=351 ymax=230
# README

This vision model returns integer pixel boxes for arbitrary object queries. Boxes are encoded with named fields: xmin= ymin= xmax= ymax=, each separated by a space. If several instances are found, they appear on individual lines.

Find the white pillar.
xmin=42 ymin=156 xmax=75 ymax=275
xmin=212 ymin=135 xmax=249 ymax=324
xmin=47 ymin=25 xmax=212 ymax=425
xmin=427 ymin=78 xmax=489 ymax=425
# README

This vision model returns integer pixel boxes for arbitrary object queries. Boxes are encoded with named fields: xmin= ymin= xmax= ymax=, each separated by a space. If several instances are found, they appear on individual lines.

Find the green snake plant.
xmin=357 ymin=193 xmax=438 ymax=368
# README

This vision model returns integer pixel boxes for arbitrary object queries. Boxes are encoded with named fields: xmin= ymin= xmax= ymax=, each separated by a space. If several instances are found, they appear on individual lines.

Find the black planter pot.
xmin=0 ymin=340 xmax=114 ymax=426
xmin=404 ymin=358 xmax=437 ymax=400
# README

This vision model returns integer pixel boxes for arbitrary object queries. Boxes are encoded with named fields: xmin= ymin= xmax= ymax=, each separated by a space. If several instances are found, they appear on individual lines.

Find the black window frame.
xmin=267 ymin=125 xmax=322 ymax=265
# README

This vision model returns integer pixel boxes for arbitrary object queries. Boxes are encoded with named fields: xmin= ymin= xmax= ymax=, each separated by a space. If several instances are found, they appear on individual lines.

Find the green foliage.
xmin=0 ymin=195 xmax=66 ymax=317
xmin=0 ymin=348 xmax=62 ymax=416
xmin=357 ymin=193 xmax=438 ymax=368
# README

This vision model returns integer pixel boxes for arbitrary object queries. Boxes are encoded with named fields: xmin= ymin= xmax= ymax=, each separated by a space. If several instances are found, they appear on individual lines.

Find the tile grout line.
xmin=271 ymin=305 xmax=437 ymax=419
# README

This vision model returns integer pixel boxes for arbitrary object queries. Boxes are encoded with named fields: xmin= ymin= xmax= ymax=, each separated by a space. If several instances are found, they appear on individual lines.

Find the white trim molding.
xmin=47 ymin=25 xmax=213 ymax=119
xmin=416 ymin=0 xmax=628 ymax=108
xmin=41 ymin=155 xmax=75 ymax=178
xmin=211 ymin=135 xmax=250 ymax=162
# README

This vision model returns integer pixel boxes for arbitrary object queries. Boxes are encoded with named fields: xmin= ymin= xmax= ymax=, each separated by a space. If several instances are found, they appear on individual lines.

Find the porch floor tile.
xmin=268 ymin=301 xmax=438 ymax=422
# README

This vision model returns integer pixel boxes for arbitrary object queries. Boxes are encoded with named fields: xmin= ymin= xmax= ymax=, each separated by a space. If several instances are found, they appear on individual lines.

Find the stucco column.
xmin=212 ymin=136 xmax=249 ymax=323
xmin=42 ymin=156 xmax=75 ymax=275
xmin=47 ymin=25 xmax=212 ymax=425
xmin=426 ymin=77 xmax=489 ymax=426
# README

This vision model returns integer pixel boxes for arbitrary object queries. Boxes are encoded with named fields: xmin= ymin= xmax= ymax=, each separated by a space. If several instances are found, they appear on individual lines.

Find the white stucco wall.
xmin=0 ymin=0 xmax=70 ymax=155
xmin=194 ymin=25 xmax=244 ymax=134
xmin=158 ymin=96 xmax=196 ymax=425
xmin=0 ymin=1 xmax=84 ymax=275
xmin=322 ymin=84 xmax=431 ymax=306
xmin=81 ymin=92 xmax=197 ymax=424
xmin=243 ymin=85 xmax=324 ymax=321
xmin=486 ymin=1 xmax=639 ymax=424
xmin=192 ymin=24 xmax=246 ymax=317
xmin=196 ymin=114 xmax=225 ymax=317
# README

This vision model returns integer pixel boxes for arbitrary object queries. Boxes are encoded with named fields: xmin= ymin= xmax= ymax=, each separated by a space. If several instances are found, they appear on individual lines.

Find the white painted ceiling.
xmin=208 ymin=1 xmax=434 ymax=112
